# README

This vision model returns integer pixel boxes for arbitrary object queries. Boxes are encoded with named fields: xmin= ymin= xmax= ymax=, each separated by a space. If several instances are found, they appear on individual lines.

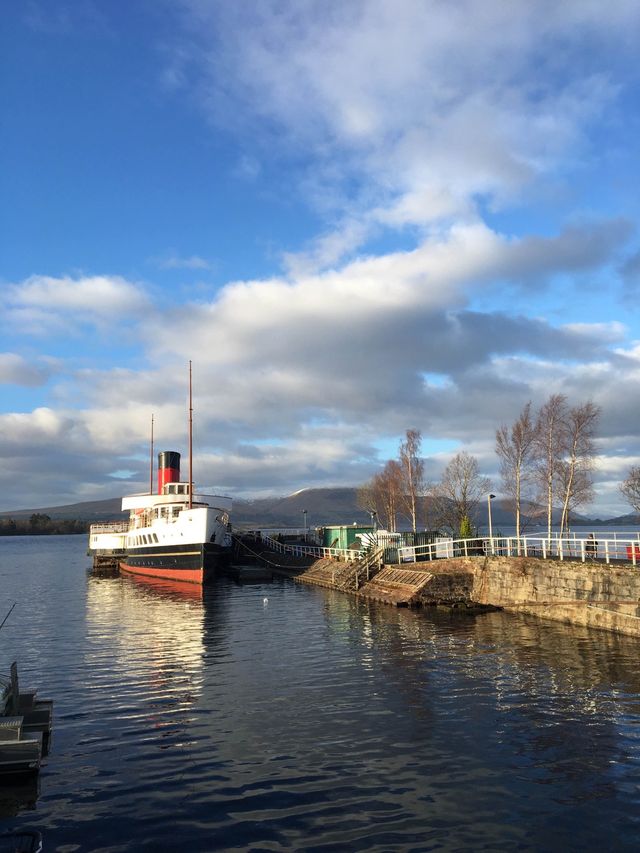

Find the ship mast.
xmin=188 ymin=361 xmax=193 ymax=509
xmin=149 ymin=413 xmax=154 ymax=495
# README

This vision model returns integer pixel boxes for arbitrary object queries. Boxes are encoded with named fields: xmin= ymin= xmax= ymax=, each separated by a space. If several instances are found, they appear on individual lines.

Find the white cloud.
xmin=0 ymin=407 xmax=77 ymax=447
xmin=561 ymin=322 xmax=626 ymax=344
xmin=173 ymin=0 xmax=639 ymax=266
xmin=2 ymin=275 xmax=151 ymax=335
xmin=152 ymin=252 xmax=215 ymax=271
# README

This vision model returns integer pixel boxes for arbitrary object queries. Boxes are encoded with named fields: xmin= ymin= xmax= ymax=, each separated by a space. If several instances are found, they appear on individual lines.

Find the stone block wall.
xmin=425 ymin=556 xmax=640 ymax=637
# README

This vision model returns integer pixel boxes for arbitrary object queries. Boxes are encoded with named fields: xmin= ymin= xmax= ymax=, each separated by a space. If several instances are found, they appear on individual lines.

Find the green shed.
xmin=321 ymin=525 xmax=374 ymax=550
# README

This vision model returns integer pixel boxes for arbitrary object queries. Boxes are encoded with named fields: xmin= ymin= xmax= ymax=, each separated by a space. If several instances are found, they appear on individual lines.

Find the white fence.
xmin=260 ymin=535 xmax=360 ymax=562
xmin=252 ymin=530 xmax=640 ymax=568
xmin=397 ymin=532 xmax=640 ymax=566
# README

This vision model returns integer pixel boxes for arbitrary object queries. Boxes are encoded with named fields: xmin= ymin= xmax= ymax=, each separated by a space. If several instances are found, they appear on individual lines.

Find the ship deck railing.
xmin=89 ymin=521 xmax=129 ymax=535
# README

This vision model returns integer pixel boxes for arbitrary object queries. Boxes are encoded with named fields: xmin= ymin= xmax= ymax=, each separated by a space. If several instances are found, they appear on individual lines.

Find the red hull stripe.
xmin=120 ymin=563 xmax=203 ymax=585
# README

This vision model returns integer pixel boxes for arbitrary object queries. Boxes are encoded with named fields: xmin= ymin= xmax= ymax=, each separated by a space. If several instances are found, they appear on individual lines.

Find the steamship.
xmin=88 ymin=450 xmax=232 ymax=584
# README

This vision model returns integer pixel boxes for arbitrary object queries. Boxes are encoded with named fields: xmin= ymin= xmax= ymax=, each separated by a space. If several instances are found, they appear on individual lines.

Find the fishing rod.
xmin=0 ymin=602 xmax=16 ymax=631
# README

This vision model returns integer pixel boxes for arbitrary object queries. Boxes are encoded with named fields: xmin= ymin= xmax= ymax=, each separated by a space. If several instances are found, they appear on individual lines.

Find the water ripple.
xmin=2 ymin=537 xmax=640 ymax=850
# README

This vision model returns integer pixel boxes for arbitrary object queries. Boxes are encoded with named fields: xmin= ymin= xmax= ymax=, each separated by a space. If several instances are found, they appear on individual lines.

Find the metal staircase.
xmin=333 ymin=546 xmax=385 ymax=592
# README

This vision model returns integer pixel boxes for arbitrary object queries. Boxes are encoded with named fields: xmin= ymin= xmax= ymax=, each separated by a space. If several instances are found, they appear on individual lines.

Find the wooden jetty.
xmin=294 ymin=559 xmax=434 ymax=606
xmin=0 ymin=662 xmax=53 ymax=776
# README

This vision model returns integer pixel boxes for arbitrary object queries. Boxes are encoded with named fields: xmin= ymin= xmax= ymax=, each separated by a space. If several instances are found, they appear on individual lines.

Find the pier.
xmin=235 ymin=531 xmax=640 ymax=637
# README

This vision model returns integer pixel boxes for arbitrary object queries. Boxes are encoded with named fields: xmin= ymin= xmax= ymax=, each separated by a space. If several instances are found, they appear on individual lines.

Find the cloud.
xmin=234 ymin=155 xmax=261 ymax=181
xmin=2 ymin=3 xmax=639 ymax=517
xmin=151 ymin=252 xmax=215 ymax=271
xmin=0 ymin=354 xmax=52 ymax=387
xmin=2 ymin=284 xmax=639 ymax=514
xmin=172 ymin=0 xmax=639 ymax=266
xmin=620 ymin=248 xmax=640 ymax=303
xmin=140 ymin=220 xmax=630 ymax=378
xmin=2 ymin=275 xmax=151 ymax=336
xmin=55 ymin=222 xmax=624 ymax=450
xmin=501 ymin=220 xmax=634 ymax=285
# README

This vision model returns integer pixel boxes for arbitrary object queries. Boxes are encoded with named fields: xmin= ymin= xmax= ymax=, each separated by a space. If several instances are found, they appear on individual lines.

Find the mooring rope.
xmin=231 ymin=535 xmax=313 ymax=571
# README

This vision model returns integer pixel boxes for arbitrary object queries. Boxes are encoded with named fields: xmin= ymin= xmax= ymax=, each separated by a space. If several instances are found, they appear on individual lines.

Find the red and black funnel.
xmin=158 ymin=451 xmax=180 ymax=493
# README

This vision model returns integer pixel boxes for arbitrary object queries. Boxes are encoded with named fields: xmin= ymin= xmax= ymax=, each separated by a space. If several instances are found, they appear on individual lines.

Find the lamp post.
xmin=302 ymin=509 xmax=308 ymax=541
xmin=369 ymin=510 xmax=378 ymax=532
xmin=487 ymin=494 xmax=496 ymax=553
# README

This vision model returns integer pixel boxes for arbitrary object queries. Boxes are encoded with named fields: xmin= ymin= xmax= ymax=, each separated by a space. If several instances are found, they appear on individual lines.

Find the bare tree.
xmin=558 ymin=401 xmax=600 ymax=535
xmin=495 ymin=402 xmax=537 ymax=539
xmin=356 ymin=480 xmax=379 ymax=524
xmin=620 ymin=466 xmax=640 ymax=518
xmin=357 ymin=460 xmax=403 ymax=532
xmin=398 ymin=429 xmax=425 ymax=533
xmin=533 ymin=394 xmax=568 ymax=540
xmin=432 ymin=451 xmax=490 ymax=535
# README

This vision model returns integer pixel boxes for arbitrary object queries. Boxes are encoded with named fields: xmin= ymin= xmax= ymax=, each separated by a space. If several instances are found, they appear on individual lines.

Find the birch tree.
xmin=534 ymin=394 xmax=568 ymax=540
xmin=495 ymin=401 xmax=537 ymax=539
xmin=377 ymin=460 xmax=403 ymax=532
xmin=558 ymin=401 xmax=600 ymax=535
xmin=398 ymin=429 xmax=425 ymax=533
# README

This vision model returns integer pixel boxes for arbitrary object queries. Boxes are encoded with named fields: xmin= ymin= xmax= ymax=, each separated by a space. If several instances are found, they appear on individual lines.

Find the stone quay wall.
xmin=421 ymin=556 xmax=640 ymax=638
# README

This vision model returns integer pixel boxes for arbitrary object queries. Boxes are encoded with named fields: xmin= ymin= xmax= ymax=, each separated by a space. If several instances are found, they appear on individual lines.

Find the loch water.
xmin=1 ymin=535 xmax=640 ymax=852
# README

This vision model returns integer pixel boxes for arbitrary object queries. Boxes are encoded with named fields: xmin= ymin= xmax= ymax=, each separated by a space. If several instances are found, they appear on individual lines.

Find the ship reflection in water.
xmin=122 ymin=573 xmax=205 ymax=602
xmin=84 ymin=571 xmax=209 ymax=729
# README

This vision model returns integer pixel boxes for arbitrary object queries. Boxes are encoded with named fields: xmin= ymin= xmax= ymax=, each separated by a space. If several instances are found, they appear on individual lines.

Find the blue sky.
xmin=1 ymin=0 xmax=640 ymax=515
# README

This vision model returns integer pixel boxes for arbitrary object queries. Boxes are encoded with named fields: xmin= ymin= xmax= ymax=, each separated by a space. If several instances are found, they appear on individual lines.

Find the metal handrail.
xmin=261 ymin=536 xmax=359 ymax=562
xmin=89 ymin=521 xmax=129 ymax=534
xmin=396 ymin=534 xmax=640 ymax=566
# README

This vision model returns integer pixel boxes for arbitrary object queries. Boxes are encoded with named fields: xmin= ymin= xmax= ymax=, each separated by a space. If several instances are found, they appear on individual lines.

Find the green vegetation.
xmin=0 ymin=514 xmax=89 ymax=536
xmin=459 ymin=515 xmax=473 ymax=538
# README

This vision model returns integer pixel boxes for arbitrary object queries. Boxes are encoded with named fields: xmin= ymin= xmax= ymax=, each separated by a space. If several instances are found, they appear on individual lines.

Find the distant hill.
xmin=233 ymin=488 xmax=372 ymax=528
xmin=0 ymin=488 xmax=621 ymax=530
xmin=588 ymin=511 xmax=640 ymax=526
xmin=0 ymin=497 xmax=124 ymax=521
xmin=0 ymin=488 xmax=372 ymax=528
